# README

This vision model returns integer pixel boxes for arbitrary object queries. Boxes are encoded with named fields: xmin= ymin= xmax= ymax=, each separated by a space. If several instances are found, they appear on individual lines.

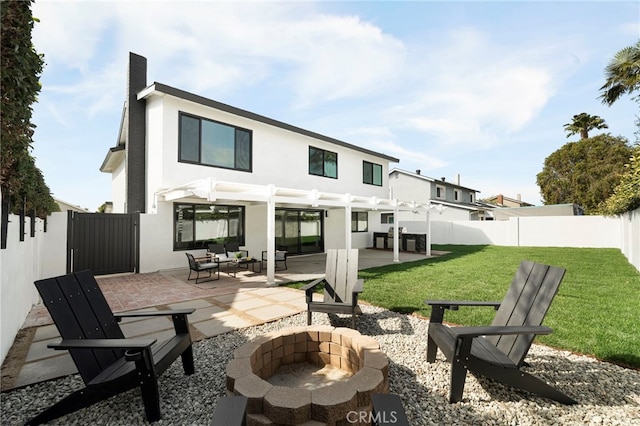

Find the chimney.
xmin=497 ymin=194 xmax=504 ymax=205
xmin=415 ymin=169 xmax=421 ymax=175
xmin=126 ymin=52 xmax=147 ymax=213
xmin=455 ymin=174 xmax=460 ymax=185
xmin=517 ymin=193 xmax=522 ymax=201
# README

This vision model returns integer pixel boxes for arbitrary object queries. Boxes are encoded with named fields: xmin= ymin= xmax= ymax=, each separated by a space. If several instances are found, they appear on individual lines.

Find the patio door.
xmin=275 ymin=209 xmax=323 ymax=255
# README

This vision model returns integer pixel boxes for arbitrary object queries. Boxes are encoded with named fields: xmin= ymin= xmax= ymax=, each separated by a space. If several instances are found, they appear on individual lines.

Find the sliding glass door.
xmin=275 ymin=209 xmax=323 ymax=255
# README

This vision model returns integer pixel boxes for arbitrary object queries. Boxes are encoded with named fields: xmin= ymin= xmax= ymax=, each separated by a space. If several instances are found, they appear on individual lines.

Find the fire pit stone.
xmin=226 ymin=325 xmax=389 ymax=425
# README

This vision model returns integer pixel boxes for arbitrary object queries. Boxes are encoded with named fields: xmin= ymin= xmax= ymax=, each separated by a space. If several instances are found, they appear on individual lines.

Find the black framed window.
xmin=179 ymin=112 xmax=252 ymax=171
xmin=363 ymin=161 xmax=382 ymax=186
xmin=351 ymin=211 xmax=368 ymax=232
xmin=309 ymin=146 xmax=337 ymax=178
xmin=174 ymin=203 xmax=245 ymax=250
xmin=381 ymin=213 xmax=394 ymax=224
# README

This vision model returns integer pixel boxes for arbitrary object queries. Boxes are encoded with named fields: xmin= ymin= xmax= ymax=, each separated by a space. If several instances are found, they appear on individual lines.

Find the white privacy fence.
xmin=0 ymin=212 xmax=67 ymax=365
xmin=2 ymin=208 xmax=639 ymax=365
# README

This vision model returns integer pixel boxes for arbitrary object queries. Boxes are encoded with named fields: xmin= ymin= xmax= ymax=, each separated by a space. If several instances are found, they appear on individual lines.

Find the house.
xmin=100 ymin=53 xmax=430 ymax=283
xmin=388 ymin=168 xmax=489 ymax=222
xmin=483 ymin=194 xmax=534 ymax=208
xmin=54 ymin=197 xmax=89 ymax=213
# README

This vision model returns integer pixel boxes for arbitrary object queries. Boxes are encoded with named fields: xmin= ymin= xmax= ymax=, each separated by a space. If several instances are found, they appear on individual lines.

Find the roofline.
xmin=390 ymin=168 xmax=480 ymax=192
xmin=429 ymin=199 xmax=486 ymax=211
xmin=99 ymin=145 xmax=126 ymax=172
xmin=138 ymin=82 xmax=400 ymax=163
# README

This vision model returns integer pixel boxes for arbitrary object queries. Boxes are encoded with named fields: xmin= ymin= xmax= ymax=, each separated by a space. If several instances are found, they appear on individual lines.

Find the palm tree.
xmin=599 ymin=40 xmax=640 ymax=106
xmin=563 ymin=113 xmax=608 ymax=139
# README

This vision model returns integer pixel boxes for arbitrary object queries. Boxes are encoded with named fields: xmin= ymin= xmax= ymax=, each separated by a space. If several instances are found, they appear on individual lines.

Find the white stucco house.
xmin=100 ymin=53 xmax=431 ymax=284
xmin=389 ymin=168 xmax=490 ymax=222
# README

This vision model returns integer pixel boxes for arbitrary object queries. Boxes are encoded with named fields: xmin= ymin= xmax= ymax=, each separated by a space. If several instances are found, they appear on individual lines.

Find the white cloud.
xmin=384 ymin=27 xmax=564 ymax=150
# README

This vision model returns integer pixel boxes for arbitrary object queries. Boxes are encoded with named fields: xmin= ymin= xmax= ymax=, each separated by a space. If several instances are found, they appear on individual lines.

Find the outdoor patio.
xmin=1 ymin=249 xmax=429 ymax=392
xmin=2 ymin=249 xmax=639 ymax=425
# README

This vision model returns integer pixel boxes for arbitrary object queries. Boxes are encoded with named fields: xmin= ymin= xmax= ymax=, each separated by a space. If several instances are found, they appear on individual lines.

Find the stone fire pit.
xmin=226 ymin=325 xmax=389 ymax=425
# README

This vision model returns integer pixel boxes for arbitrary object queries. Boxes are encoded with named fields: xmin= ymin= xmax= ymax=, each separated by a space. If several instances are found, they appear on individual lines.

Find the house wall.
xmin=111 ymin=160 xmax=127 ymax=213
xmin=146 ymin=94 xmax=391 ymax=213
xmin=137 ymin=202 xmax=370 ymax=273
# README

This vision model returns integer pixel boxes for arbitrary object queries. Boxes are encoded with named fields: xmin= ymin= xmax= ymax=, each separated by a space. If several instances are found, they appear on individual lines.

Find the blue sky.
xmin=30 ymin=0 xmax=639 ymax=211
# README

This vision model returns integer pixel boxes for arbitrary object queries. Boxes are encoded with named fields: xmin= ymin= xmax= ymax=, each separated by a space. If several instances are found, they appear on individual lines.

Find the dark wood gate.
xmin=67 ymin=211 xmax=139 ymax=275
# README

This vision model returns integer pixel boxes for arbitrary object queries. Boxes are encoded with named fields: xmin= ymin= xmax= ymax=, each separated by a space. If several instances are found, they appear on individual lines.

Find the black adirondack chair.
xmin=302 ymin=248 xmax=363 ymax=329
xmin=210 ymin=396 xmax=248 ymax=426
xmin=425 ymin=260 xmax=577 ymax=405
xmin=27 ymin=270 xmax=196 ymax=425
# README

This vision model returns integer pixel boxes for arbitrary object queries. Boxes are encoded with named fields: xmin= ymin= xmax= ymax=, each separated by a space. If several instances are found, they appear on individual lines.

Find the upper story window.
xmin=454 ymin=189 xmax=460 ymax=201
xmin=363 ymin=161 xmax=383 ymax=186
xmin=470 ymin=193 xmax=475 ymax=203
xmin=309 ymin=146 xmax=337 ymax=179
xmin=179 ymin=112 xmax=252 ymax=172
xmin=436 ymin=184 xmax=446 ymax=199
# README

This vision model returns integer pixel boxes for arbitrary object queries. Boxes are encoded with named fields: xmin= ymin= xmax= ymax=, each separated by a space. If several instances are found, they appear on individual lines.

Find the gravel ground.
xmin=2 ymin=305 xmax=639 ymax=425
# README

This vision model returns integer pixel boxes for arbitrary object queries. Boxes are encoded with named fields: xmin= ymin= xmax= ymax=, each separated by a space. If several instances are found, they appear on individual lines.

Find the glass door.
xmin=275 ymin=209 xmax=324 ymax=255
xmin=299 ymin=210 xmax=322 ymax=254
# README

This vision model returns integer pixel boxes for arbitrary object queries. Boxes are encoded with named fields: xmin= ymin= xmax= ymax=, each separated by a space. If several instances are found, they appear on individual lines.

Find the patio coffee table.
xmin=227 ymin=257 xmax=261 ymax=277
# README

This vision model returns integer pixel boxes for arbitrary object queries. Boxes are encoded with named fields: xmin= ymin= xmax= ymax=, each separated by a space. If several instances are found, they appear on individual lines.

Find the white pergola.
xmin=155 ymin=178 xmax=439 ymax=286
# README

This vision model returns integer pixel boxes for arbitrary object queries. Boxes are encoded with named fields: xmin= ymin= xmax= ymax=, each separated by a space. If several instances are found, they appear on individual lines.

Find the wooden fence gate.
xmin=67 ymin=211 xmax=139 ymax=275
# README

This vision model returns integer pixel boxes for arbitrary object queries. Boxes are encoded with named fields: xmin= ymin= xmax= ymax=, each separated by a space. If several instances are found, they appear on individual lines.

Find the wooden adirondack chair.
xmin=425 ymin=260 xmax=577 ymax=404
xmin=27 ymin=270 xmax=196 ymax=425
xmin=302 ymin=248 xmax=363 ymax=329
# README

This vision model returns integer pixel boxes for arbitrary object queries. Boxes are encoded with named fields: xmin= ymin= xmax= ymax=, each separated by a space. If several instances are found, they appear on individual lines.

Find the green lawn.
xmin=289 ymin=245 xmax=640 ymax=368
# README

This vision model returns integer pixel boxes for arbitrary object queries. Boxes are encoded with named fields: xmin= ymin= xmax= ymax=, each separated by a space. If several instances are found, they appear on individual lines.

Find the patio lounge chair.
xmin=425 ymin=260 xmax=577 ymax=404
xmin=225 ymin=241 xmax=249 ymax=259
xmin=302 ymin=248 xmax=364 ymax=329
xmin=261 ymin=245 xmax=288 ymax=271
xmin=27 ymin=270 xmax=196 ymax=425
xmin=186 ymin=252 xmax=220 ymax=283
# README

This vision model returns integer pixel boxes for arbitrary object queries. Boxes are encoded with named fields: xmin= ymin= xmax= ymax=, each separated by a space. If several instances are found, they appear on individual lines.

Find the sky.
xmin=29 ymin=0 xmax=639 ymax=211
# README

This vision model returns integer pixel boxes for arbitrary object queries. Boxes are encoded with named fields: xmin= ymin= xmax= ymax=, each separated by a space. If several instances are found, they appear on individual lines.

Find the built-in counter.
xmin=372 ymin=232 xmax=427 ymax=253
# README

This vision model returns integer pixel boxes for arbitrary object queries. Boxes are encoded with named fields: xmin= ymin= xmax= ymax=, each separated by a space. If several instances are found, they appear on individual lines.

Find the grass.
xmin=288 ymin=245 xmax=640 ymax=368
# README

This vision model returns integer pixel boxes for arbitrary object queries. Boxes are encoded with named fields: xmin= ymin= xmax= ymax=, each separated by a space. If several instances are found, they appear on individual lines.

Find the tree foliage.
xmin=536 ymin=134 xmax=633 ymax=214
xmin=1 ymin=0 xmax=56 ymax=217
xmin=563 ymin=113 xmax=608 ymax=139
xmin=599 ymin=40 xmax=640 ymax=106
xmin=600 ymin=145 xmax=640 ymax=215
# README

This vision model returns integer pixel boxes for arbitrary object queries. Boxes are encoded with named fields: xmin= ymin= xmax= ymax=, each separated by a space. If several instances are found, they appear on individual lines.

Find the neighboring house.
xmin=483 ymin=194 xmax=534 ymax=208
xmin=388 ymin=168 xmax=489 ymax=223
xmin=54 ymin=197 xmax=89 ymax=213
xmin=100 ymin=53 xmax=427 ymax=282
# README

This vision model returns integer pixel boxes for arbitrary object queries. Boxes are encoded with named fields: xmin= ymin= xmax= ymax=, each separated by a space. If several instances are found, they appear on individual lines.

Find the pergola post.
xmin=266 ymin=185 xmax=276 ymax=286
xmin=393 ymin=202 xmax=400 ymax=263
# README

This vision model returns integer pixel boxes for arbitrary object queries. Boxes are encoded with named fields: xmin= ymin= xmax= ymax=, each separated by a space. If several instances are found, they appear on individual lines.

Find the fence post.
xmin=1 ymin=193 xmax=8 ymax=249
